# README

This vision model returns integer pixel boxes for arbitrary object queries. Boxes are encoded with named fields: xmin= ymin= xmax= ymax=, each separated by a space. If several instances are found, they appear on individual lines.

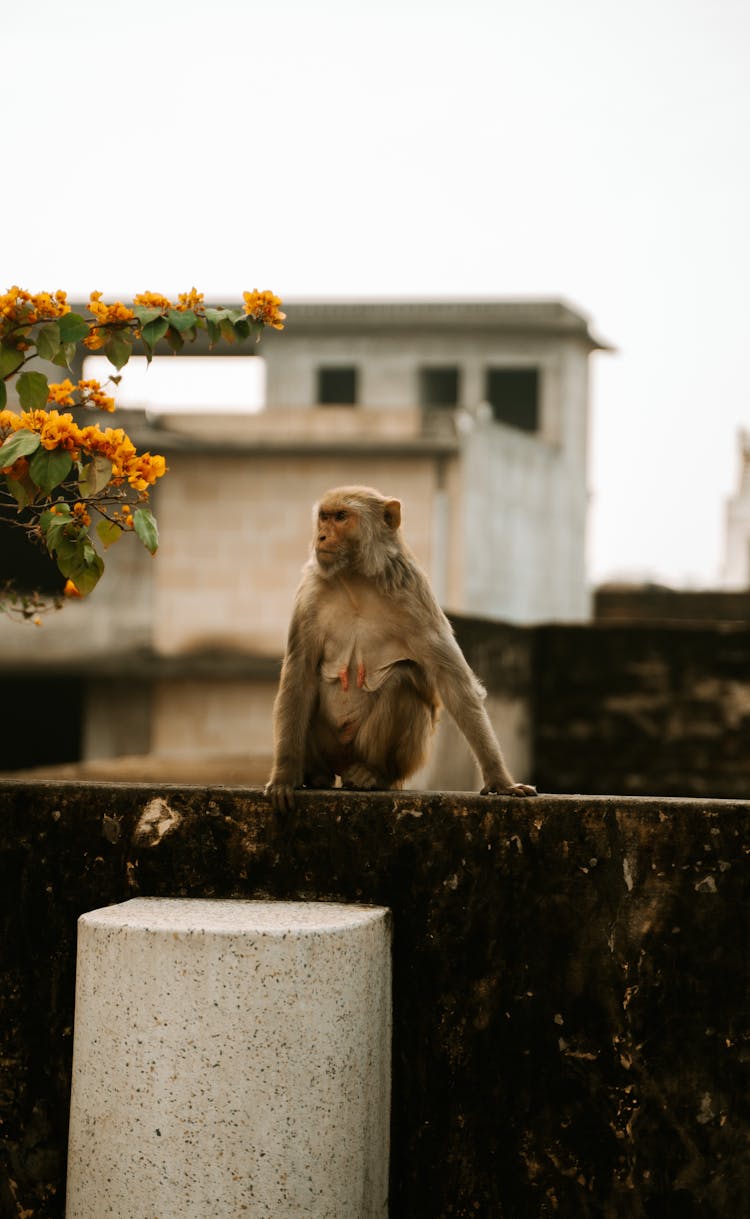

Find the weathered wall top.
xmin=2 ymin=781 xmax=749 ymax=1218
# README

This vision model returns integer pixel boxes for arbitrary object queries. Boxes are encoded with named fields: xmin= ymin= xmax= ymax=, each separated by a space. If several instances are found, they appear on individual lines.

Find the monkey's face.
xmin=314 ymin=501 xmax=359 ymax=571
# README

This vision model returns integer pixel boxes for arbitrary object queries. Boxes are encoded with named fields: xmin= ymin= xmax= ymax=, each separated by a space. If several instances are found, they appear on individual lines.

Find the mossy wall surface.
xmin=1 ymin=781 xmax=749 ymax=1218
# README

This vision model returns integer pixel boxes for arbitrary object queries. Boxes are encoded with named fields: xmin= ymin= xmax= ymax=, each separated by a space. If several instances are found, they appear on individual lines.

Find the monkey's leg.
xmin=303 ymin=712 xmax=344 ymax=790
xmin=344 ymin=673 xmax=436 ymax=790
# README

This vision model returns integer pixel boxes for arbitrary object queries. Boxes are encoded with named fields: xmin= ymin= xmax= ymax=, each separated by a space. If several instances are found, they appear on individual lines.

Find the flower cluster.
xmin=0 ymin=408 xmax=22 ymax=434
xmin=1 ymin=407 xmax=167 ymax=492
xmin=46 ymin=380 xmax=75 ymax=408
xmin=1 ymin=284 xmax=283 ymax=608
xmin=0 ymin=287 xmax=70 ymax=329
xmin=45 ymin=378 xmax=116 ymax=412
xmin=176 ymin=288 xmax=204 ymax=312
xmin=243 ymin=289 xmax=286 ymax=330
xmin=133 ymin=291 xmax=174 ymax=311
xmin=87 ymin=291 xmax=135 ymax=325
xmin=85 ymin=291 xmax=135 ymax=350
xmin=78 ymin=423 xmax=167 ymax=491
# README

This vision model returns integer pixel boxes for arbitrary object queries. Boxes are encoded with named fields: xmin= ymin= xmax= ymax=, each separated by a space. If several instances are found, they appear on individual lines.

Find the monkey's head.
xmin=312 ymin=486 xmax=402 ymax=578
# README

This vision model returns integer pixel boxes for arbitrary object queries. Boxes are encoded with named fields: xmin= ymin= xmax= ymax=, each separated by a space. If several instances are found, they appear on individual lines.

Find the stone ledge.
xmin=2 ymin=782 xmax=749 ymax=1218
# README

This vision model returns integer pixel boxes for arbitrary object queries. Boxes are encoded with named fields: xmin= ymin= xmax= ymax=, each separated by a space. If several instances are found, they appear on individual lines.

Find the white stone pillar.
xmin=66 ymin=898 xmax=391 ymax=1219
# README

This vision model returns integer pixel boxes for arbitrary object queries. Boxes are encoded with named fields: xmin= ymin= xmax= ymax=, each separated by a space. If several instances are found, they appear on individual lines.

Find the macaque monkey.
xmin=265 ymin=486 xmax=537 ymax=812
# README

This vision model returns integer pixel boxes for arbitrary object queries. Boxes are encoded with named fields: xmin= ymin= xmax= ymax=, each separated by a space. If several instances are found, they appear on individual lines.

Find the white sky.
xmin=5 ymin=0 xmax=750 ymax=586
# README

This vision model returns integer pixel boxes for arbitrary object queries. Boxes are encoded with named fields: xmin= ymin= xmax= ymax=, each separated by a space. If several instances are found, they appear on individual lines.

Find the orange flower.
xmin=77 ymin=379 xmax=115 ymax=412
xmin=47 ymin=379 xmax=76 ymax=407
xmin=32 ymin=290 xmax=70 ymax=319
xmin=83 ymin=330 xmax=106 ymax=351
xmin=176 ymin=288 xmax=204 ymax=312
xmin=0 ymin=409 xmax=22 ymax=434
xmin=72 ymin=502 xmax=92 ymax=526
xmin=39 ymin=410 xmax=83 ymax=455
xmin=87 ymin=291 xmax=135 ymax=325
xmin=18 ymin=409 xmax=49 ymax=433
xmin=0 ymin=286 xmax=70 ymax=327
xmin=242 ymin=289 xmax=285 ymax=330
xmin=133 ymin=291 xmax=173 ymax=311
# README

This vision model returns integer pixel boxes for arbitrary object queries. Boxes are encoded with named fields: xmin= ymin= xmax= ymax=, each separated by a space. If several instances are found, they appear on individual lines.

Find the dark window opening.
xmin=420 ymin=367 xmax=460 ymax=409
xmin=485 ymin=367 xmax=540 ymax=432
xmin=317 ymin=366 xmax=358 ymax=405
xmin=0 ymin=676 xmax=84 ymax=771
xmin=0 ymin=502 xmax=66 ymax=597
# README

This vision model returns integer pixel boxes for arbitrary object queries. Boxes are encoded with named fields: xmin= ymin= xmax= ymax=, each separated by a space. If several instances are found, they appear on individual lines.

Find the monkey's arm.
xmin=425 ymin=630 xmax=536 ymax=797
xmin=265 ymin=607 xmax=320 ymax=812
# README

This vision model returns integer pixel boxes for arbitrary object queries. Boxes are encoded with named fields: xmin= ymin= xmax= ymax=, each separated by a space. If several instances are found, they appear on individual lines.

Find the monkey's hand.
xmin=264 ymin=778 xmax=299 ymax=813
xmin=480 ymin=780 xmax=538 ymax=797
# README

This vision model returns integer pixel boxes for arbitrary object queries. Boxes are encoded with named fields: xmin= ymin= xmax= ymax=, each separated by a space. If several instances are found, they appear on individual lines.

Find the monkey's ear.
xmin=383 ymin=499 xmax=401 ymax=530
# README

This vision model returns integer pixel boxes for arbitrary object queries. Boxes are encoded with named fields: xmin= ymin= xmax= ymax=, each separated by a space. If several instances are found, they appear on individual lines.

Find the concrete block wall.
xmin=533 ymin=623 xmax=750 ymax=799
xmin=151 ymin=452 xmax=442 ymax=658
xmin=2 ymin=781 xmax=749 ymax=1219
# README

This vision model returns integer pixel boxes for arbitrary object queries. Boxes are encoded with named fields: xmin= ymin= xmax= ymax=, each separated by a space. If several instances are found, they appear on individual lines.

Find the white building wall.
xmin=263 ymin=318 xmax=595 ymax=625
xmin=455 ymin=340 xmax=592 ymax=624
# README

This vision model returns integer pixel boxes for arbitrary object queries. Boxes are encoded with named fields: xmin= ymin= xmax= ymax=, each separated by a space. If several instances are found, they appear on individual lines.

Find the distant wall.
xmin=595 ymin=587 xmax=750 ymax=622
xmin=533 ymin=623 xmax=750 ymax=799
xmin=2 ymin=782 xmax=749 ymax=1219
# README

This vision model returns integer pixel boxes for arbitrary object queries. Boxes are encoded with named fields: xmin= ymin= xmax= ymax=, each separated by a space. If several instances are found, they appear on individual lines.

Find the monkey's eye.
xmin=334 ymin=510 xmax=347 ymax=522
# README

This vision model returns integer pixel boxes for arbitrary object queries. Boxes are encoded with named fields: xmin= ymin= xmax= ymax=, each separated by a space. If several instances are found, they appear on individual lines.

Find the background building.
xmin=0 ymin=298 xmax=607 ymax=783
xmin=722 ymin=428 xmax=750 ymax=588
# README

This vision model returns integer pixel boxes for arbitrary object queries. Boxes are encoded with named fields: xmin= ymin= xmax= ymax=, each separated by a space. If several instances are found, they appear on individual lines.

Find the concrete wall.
xmin=595 ymin=586 xmax=750 ymax=622
xmin=2 ymin=781 xmax=749 ymax=1219
xmin=533 ymin=622 xmax=750 ymax=799
xmin=260 ymin=301 xmax=598 ymax=624
xmin=151 ymin=450 xmax=444 ymax=658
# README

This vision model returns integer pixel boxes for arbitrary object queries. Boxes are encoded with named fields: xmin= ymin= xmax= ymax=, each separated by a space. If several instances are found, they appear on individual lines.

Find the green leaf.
xmin=78 ymin=454 xmax=113 ymax=498
xmin=40 ymin=507 xmax=75 ymax=556
xmin=165 ymin=327 xmax=184 ymax=353
xmin=40 ymin=503 xmax=71 ymax=534
xmin=17 ymin=371 xmax=49 ymax=411
xmin=4 ymin=471 xmax=36 ymax=509
xmin=133 ymin=306 xmax=164 ymax=327
xmin=0 ymin=429 xmax=42 ymax=465
xmin=69 ymin=552 xmax=104 ymax=596
xmin=0 ymin=381 xmax=5 ymax=408
xmin=204 ymin=308 xmax=227 ymax=325
xmin=167 ymin=308 xmax=197 ymax=333
xmin=51 ymin=342 xmax=77 ymax=370
xmin=133 ymin=506 xmax=159 ymax=554
xmin=52 ymin=533 xmax=104 ymax=595
xmin=36 ymin=322 xmax=61 ymax=362
xmin=105 ymin=330 xmax=133 ymax=371
xmin=29 ymin=447 xmax=74 ymax=494
xmin=220 ymin=317 xmax=237 ymax=344
xmin=57 ymin=312 xmax=90 ymax=344
xmin=0 ymin=344 xmax=24 ymax=378
xmin=206 ymin=319 xmax=221 ymax=348
xmin=233 ymin=318 xmax=250 ymax=341
xmin=96 ymin=517 xmax=122 ymax=549
xmin=141 ymin=316 xmax=170 ymax=350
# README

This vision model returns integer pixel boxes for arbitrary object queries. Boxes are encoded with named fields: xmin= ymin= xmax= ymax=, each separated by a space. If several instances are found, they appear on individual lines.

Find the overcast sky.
xmin=5 ymin=0 xmax=750 ymax=586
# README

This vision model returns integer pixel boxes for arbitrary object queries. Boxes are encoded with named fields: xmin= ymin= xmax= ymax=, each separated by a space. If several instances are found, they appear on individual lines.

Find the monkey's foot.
xmin=340 ymin=763 xmax=385 ymax=791
xmin=303 ymin=771 xmax=336 ymax=790
xmin=481 ymin=781 xmax=538 ymax=797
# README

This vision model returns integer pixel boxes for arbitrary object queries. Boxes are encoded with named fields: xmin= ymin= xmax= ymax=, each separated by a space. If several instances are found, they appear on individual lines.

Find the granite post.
xmin=65 ymin=898 xmax=391 ymax=1219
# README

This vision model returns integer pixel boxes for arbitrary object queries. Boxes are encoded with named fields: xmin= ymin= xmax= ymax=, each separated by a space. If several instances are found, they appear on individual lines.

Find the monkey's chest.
xmin=319 ymin=618 xmax=412 ymax=696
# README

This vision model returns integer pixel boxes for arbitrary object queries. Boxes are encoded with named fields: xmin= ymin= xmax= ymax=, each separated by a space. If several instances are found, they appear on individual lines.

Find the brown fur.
xmin=265 ymin=486 xmax=537 ymax=811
